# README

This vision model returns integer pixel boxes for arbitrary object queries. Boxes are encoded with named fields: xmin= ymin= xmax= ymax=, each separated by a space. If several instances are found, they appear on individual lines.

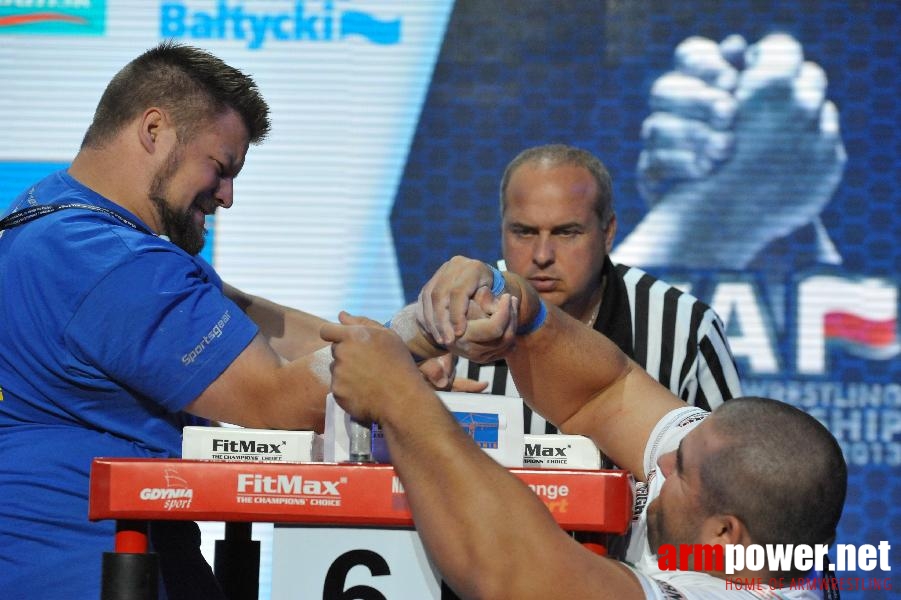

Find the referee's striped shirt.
xmin=455 ymin=257 xmax=743 ymax=435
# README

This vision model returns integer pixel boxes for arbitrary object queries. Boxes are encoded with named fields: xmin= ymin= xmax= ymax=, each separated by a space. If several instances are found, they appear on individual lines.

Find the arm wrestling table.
xmin=89 ymin=458 xmax=634 ymax=599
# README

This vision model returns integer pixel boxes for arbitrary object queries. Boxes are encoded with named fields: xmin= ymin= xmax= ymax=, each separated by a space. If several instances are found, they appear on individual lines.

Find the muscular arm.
xmin=224 ymin=282 xmax=329 ymax=360
xmin=322 ymin=316 xmax=645 ymax=599
xmin=505 ymin=296 xmax=682 ymax=481
xmin=184 ymin=332 xmax=332 ymax=431
xmin=384 ymin=379 xmax=644 ymax=599
xmin=419 ymin=257 xmax=685 ymax=480
xmin=186 ymin=287 xmax=452 ymax=433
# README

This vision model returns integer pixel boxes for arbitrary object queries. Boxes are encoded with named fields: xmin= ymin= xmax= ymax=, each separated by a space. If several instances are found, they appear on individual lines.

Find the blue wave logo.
xmin=340 ymin=10 xmax=399 ymax=45
xmin=160 ymin=1 xmax=402 ymax=50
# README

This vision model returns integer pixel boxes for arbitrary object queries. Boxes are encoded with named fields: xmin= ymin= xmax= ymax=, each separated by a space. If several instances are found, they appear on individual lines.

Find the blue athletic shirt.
xmin=0 ymin=170 xmax=259 ymax=599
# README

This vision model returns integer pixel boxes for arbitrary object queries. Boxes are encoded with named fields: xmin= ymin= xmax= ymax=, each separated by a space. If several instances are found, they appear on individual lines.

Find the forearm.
xmin=380 ymin=386 xmax=614 ymax=599
xmin=187 ymin=338 xmax=331 ymax=432
xmin=320 ymin=311 xmax=647 ymax=599
xmin=224 ymin=283 xmax=329 ymax=360
xmin=415 ymin=257 xmax=684 ymax=478
xmin=503 ymin=299 xmax=631 ymax=427
xmin=505 ymin=299 xmax=682 ymax=480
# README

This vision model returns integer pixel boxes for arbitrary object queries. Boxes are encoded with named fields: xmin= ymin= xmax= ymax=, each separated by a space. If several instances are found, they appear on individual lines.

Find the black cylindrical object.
xmin=101 ymin=551 xmax=159 ymax=600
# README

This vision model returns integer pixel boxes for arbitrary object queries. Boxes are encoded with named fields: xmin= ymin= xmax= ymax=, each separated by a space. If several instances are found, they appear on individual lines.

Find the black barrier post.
xmin=101 ymin=552 xmax=159 ymax=599
xmin=101 ymin=520 xmax=158 ymax=600
xmin=214 ymin=522 xmax=260 ymax=600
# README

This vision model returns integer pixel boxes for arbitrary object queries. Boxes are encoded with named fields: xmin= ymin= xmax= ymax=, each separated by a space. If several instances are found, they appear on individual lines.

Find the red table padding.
xmin=89 ymin=458 xmax=633 ymax=534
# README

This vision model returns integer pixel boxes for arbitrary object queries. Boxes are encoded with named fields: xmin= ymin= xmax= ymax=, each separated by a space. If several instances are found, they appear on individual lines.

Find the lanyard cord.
xmin=0 ymin=202 xmax=151 ymax=234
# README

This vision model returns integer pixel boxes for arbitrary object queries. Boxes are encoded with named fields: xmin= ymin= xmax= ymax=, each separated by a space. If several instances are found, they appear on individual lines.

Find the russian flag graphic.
xmin=340 ymin=10 xmax=401 ymax=44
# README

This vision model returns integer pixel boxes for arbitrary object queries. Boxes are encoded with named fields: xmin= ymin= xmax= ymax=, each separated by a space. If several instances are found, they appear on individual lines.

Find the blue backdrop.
xmin=391 ymin=2 xmax=899 ymax=596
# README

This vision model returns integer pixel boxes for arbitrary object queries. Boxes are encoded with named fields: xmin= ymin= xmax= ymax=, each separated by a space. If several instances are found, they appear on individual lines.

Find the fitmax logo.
xmin=212 ymin=439 xmax=284 ymax=454
xmin=161 ymin=0 xmax=402 ymax=50
xmin=237 ymin=473 xmax=343 ymax=496
xmin=524 ymin=444 xmax=569 ymax=457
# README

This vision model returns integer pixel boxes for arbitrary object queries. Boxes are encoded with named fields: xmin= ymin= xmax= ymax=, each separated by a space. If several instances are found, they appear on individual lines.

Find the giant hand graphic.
xmin=613 ymin=33 xmax=846 ymax=269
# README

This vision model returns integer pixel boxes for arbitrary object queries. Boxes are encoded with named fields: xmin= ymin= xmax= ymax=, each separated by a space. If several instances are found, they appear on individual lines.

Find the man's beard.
xmin=148 ymin=149 xmax=207 ymax=256
xmin=149 ymin=194 xmax=206 ymax=256
xmin=646 ymin=499 xmax=665 ymax=551
xmin=647 ymin=498 xmax=702 ymax=564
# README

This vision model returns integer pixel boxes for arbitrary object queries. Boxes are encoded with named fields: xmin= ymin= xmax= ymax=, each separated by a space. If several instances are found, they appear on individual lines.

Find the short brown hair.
xmin=701 ymin=397 xmax=847 ymax=578
xmin=82 ymin=40 xmax=270 ymax=148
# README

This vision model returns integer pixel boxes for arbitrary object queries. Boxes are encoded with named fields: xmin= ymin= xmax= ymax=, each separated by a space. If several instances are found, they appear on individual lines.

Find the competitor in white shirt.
xmin=322 ymin=256 xmax=846 ymax=599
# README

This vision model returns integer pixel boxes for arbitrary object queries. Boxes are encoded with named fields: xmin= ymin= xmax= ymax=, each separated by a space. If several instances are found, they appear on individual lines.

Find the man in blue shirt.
xmin=0 ymin=42 xmax=458 ymax=600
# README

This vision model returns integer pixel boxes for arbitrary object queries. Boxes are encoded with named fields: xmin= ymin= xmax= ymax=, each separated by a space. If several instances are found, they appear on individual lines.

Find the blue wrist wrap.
xmin=488 ymin=265 xmax=505 ymax=296
xmin=516 ymin=299 xmax=548 ymax=335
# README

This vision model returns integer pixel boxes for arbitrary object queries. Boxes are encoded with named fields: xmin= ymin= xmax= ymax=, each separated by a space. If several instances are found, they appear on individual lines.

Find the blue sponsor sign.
xmin=160 ymin=0 xmax=401 ymax=50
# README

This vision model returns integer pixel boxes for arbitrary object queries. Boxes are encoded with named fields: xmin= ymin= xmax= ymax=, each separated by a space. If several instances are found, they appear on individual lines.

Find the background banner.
xmin=2 ymin=1 xmax=897 ymax=597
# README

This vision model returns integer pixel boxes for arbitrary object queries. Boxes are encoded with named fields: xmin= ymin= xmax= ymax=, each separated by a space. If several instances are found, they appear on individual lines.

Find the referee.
xmin=453 ymin=144 xmax=742 ymax=434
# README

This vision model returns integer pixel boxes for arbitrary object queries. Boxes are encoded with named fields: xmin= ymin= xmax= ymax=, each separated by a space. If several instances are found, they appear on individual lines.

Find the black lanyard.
xmin=0 ymin=202 xmax=150 ymax=234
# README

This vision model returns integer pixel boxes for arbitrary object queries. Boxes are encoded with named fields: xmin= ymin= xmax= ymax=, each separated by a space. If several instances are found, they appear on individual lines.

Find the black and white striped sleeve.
xmin=686 ymin=308 xmax=742 ymax=411
xmin=618 ymin=265 xmax=742 ymax=412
